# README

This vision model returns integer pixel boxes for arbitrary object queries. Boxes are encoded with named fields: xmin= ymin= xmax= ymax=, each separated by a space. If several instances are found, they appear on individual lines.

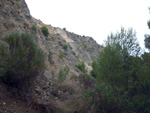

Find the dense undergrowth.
xmin=82 ymin=27 xmax=150 ymax=112
xmin=0 ymin=33 xmax=45 ymax=87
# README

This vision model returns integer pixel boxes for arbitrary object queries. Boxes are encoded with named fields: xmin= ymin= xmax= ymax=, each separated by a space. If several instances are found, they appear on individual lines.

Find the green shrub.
xmin=0 ymin=40 xmax=9 ymax=77
xmin=82 ymin=43 xmax=87 ymax=48
xmin=59 ymin=51 xmax=64 ymax=59
xmin=63 ymin=43 xmax=68 ymax=50
xmin=77 ymin=61 xmax=86 ymax=72
xmin=58 ymin=66 xmax=70 ymax=82
xmin=32 ymin=24 xmax=37 ymax=33
xmin=41 ymin=26 xmax=49 ymax=36
xmin=0 ymin=33 xmax=45 ymax=87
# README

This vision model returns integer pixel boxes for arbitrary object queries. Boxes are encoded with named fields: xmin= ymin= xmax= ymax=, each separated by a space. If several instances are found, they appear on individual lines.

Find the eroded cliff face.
xmin=0 ymin=0 xmax=103 ymax=112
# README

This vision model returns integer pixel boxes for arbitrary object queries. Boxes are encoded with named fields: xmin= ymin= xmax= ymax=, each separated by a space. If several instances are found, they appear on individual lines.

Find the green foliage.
xmin=93 ymin=27 xmax=141 ymax=88
xmin=144 ymin=19 xmax=150 ymax=50
xmin=63 ymin=43 xmax=68 ymax=50
xmin=83 ymin=82 xmax=150 ymax=113
xmin=77 ymin=54 xmax=80 ymax=58
xmin=90 ymin=27 xmax=150 ymax=112
xmin=91 ymin=60 xmax=98 ymax=78
xmin=32 ymin=24 xmax=37 ymax=33
xmin=86 ymin=13 xmax=150 ymax=112
xmin=79 ymin=74 xmax=94 ymax=82
xmin=145 ymin=35 xmax=150 ymax=50
xmin=0 ymin=40 xmax=9 ymax=57
xmin=82 ymin=84 xmax=125 ymax=113
xmin=41 ymin=26 xmax=49 ymax=36
xmin=82 ymin=43 xmax=87 ymax=48
xmin=148 ymin=20 xmax=150 ymax=29
xmin=0 ymin=40 xmax=9 ymax=77
xmin=94 ymin=45 xmax=123 ymax=86
xmin=105 ymin=27 xmax=140 ymax=56
xmin=125 ymin=80 xmax=150 ymax=113
xmin=135 ymin=53 xmax=150 ymax=82
xmin=58 ymin=66 xmax=70 ymax=82
xmin=78 ymin=74 xmax=95 ymax=89
xmin=59 ymin=51 xmax=64 ymax=59
xmin=16 ymin=2 xmax=21 ymax=8
xmin=0 ymin=33 xmax=45 ymax=87
xmin=77 ymin=61 xmax=86 ymax=72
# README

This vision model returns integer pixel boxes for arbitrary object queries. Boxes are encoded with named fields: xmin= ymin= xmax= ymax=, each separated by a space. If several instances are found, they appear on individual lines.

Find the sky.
xmin=25 ymin=0 xmax=150 ymax=49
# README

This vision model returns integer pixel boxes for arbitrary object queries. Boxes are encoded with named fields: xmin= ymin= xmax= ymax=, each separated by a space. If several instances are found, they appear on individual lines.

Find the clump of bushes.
xmin=77 ymin=61 xmax=86 ymax=72
xmin=82 ymin=82 xmax=150 ymax=113
xmin=0 ymin=33 xmax=45 ymax=87
xmin=82 ymin=84 xmax=125 ymax=113
xmin=41 ymin=26 xmax=49 ymax=36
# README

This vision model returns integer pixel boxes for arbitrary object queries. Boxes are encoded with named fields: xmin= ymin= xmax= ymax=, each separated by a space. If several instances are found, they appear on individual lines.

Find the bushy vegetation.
xmin=59 ymin=51 xmax=64 ymax=59
xmin=82 ymin=43 xmax=87 ymax=48
xmin=93 ymin=28 xmax=141 ymax=88
xmin=0 ymin=40 xmax=9 ymax=76
xmin=63 ymin=43 xmax=68 ymax=50
xmin=83 ymin=27 xmax=150 ymax=113
xmin=0 ymin=33 xmax=45 ymax=87
xmin=82 ymin=84 xmax=125 ymax=113
xmin=77 ymin=61 xmax=86 ymax=72
xmin=32 ymin=24 xmax=37 ymax=33
xmin=78 ymin=74 xmax=95 ymax=89
xmin=41 ymin=26 xmax=49 ymax=36
xmin=58 ymin=66 xmax=70 ymax=82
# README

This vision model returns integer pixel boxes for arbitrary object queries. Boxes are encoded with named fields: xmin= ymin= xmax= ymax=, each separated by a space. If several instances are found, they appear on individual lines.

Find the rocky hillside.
xmin=33 ymin=18 xmax=103 ymax=76
xmin=0 ymin=0 xmax=103 ymax=112
xmin=0 ymin=0 xmax=103 ymax=78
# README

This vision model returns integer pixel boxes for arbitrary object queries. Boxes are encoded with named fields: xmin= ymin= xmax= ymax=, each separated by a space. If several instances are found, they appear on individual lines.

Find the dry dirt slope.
xmin=0 ymin=0 xmax=103 ymax=112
